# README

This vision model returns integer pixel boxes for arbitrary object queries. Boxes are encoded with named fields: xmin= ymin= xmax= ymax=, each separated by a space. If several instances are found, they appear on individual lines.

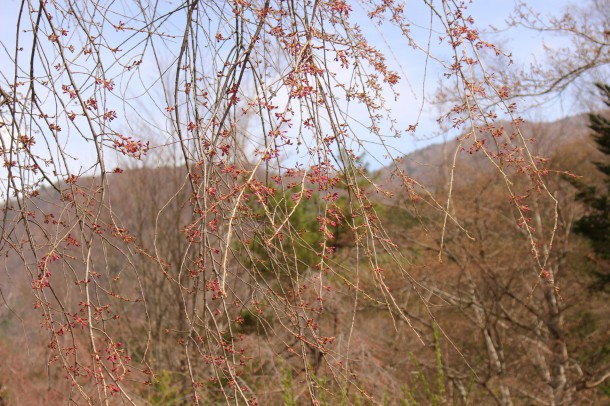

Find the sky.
xmin=299 ymin=0 xmax=580 ymax=167
xmin=0 ymin=0 xmax=582 ymax=175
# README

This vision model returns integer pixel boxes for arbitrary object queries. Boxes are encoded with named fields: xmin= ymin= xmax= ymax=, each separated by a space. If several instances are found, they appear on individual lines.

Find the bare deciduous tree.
xmin=0 ymin=0 xmax=595 ymax=404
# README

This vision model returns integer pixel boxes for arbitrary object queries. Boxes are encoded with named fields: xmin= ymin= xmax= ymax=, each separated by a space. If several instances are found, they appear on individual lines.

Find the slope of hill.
xmin=379 ymin=114 xmax=593 ymax=192
xmin=0 ymin=113 xmax=608 ymax=405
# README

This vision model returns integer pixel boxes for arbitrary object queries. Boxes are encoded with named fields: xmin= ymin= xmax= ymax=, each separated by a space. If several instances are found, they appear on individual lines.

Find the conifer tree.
xmin=575 ymin=83 xmax=610 ymax=291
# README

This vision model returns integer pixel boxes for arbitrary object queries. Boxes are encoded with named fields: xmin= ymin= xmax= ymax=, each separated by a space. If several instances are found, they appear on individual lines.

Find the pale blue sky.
xmin=323 ymin=0 xmax=579 ymax=166
xmin=0 ymin=0 xmax=583 ymax=173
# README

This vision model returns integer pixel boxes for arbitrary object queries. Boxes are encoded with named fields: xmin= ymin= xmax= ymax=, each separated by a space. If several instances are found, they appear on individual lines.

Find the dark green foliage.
xmin=246 ymin=187 xmax=326 ymax=279
xmin=574 ymin=83 xmax=610 ymax=291
xmin=590 ymin=83 xmax=610 ymax=171
xmin=244 ymin=176 xmax=375 ymax=283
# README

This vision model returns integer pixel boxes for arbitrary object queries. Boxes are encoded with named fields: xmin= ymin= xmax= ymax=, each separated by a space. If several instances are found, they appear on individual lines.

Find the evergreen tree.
xmin=574 ymin=83 xmax=610 ymax=291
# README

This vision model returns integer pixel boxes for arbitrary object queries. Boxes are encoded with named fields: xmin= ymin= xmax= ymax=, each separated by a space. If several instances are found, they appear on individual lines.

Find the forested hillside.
xmin=1 ymin=0 xmax=609 ymax=404
xmin=1 ymin=113 xmax=608 ymax=404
